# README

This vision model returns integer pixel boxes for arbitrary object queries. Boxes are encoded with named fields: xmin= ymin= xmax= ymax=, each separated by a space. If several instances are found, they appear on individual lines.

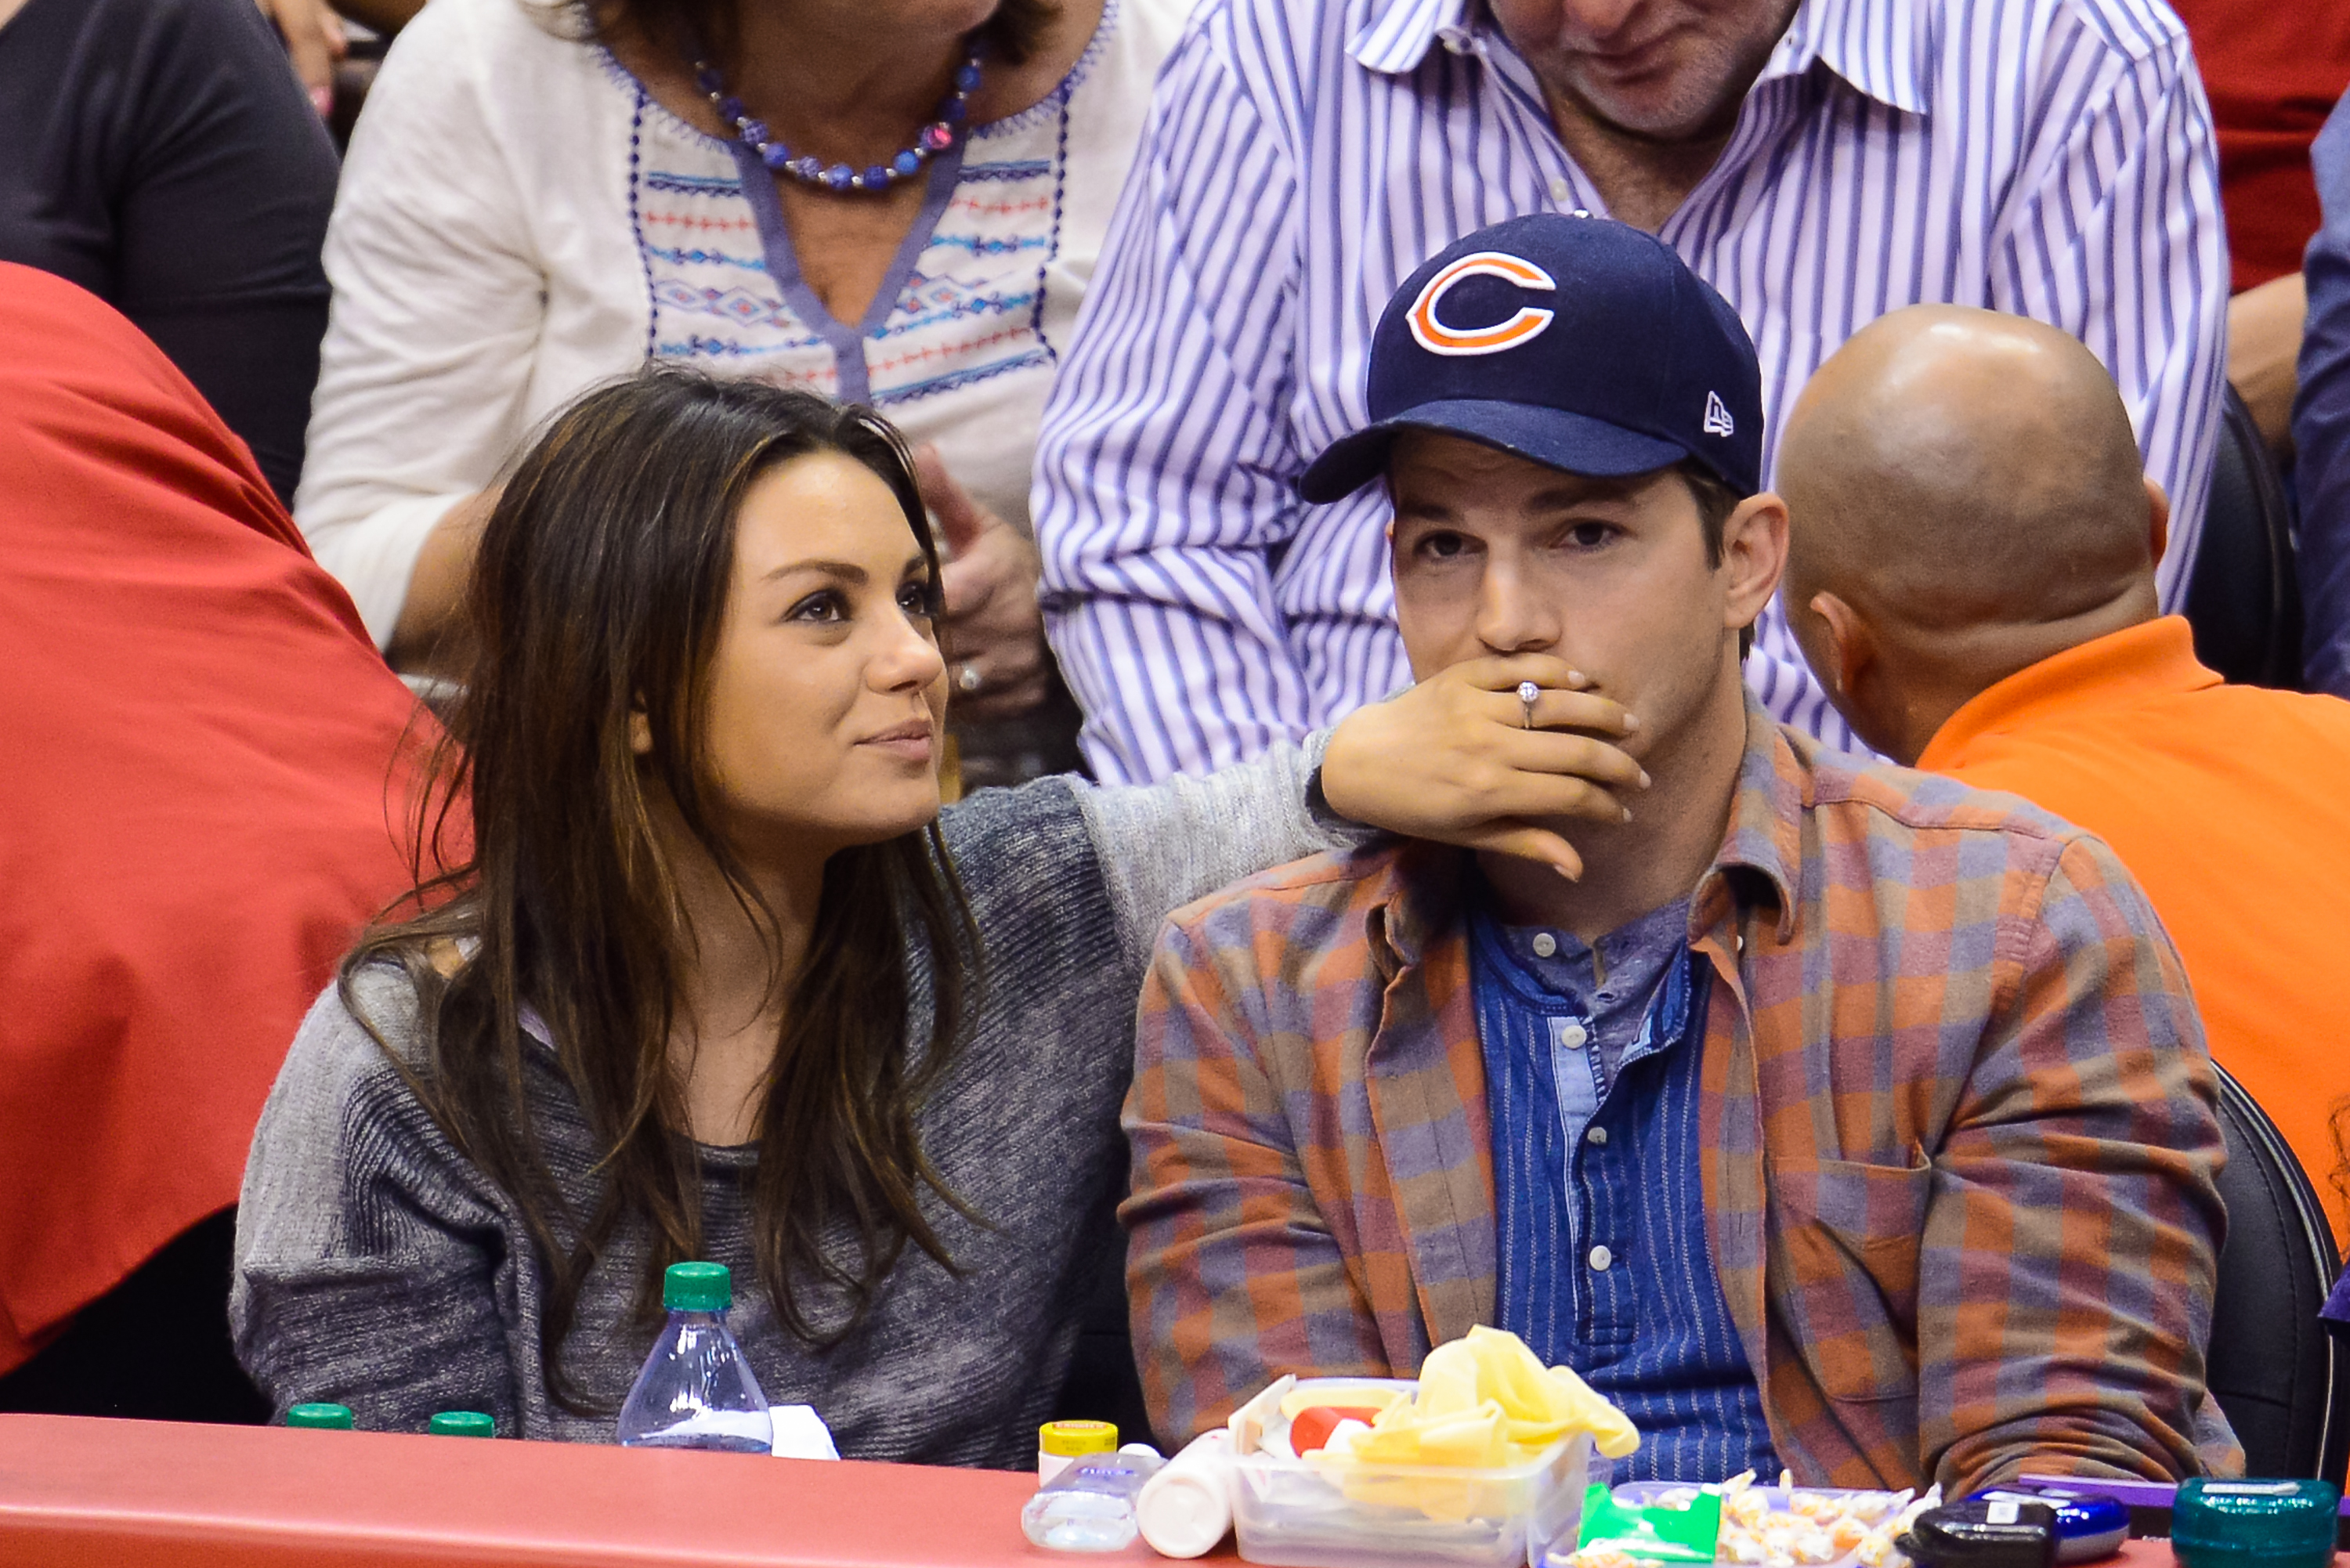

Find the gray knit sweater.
xmin=230 ymin=745 xmax=1349 ymax=1466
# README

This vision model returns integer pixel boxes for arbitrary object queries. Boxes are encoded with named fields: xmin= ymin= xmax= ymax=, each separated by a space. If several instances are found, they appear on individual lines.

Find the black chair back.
xmin=2207 ymin=1063 xmax=2348 ymax=1483
xmin=2185 ymin=385 xmax=2303 ymax=689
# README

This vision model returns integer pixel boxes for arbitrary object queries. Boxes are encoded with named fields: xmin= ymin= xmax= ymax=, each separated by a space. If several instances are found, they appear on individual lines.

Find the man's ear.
xmin=1807 ymin=590 xmax=1873 ymax=705
xmin=2143 ymin=475 xmax=2171 ymax=569
xmin=1721 ymin=491 xmax=1789 ymax=634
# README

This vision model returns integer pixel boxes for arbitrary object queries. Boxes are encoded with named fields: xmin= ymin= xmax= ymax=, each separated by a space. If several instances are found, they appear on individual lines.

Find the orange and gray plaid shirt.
xmin=1123 ymin=697 xmax=2239 ymax=1495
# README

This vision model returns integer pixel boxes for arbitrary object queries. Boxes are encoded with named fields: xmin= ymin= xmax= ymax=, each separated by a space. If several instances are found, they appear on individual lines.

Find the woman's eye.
xmin=786 ymin=590 xmax=844 ymax=623
xmin=898 ymin=581 xmax=942 ymax=620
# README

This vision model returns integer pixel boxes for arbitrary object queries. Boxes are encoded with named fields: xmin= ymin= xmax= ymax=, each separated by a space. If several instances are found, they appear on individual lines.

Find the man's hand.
xmin=1322 ymin=655 xmax=1647 ymax=880
xmin=916 ymin=446 xmax=1050 ymax=723
xmin=255 ymin=0 xmax=347 ymax=116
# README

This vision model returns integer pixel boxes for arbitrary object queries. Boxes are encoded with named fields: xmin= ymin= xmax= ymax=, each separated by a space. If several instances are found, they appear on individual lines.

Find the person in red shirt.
xmin=2167 ymin=0 xmax=2350 ymax=450
xmin=0 ymin=263 xmax=439 ymax=1418
xmin=1781 ymin=302 xmax=2350 ymax=1243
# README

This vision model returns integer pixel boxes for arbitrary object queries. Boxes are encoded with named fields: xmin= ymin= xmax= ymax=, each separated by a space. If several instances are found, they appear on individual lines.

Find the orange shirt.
xmin=1919 ymin=616 xmax=2350 ymax=1245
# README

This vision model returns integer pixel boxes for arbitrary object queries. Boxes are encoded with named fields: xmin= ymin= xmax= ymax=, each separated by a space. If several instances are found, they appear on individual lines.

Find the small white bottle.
xmin=1036 ymin=1419 xmax=1119 ymax=1486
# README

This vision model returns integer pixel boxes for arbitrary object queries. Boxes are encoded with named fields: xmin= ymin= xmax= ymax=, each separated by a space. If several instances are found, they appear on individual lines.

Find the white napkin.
xmin=768 ymin=1404 xmax=840 ymax=1460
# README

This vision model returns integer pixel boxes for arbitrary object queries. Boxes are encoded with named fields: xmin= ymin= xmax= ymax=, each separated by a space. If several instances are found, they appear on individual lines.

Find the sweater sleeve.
xmin=231 ymin=976 xmax=524 ymax=1434
xmin=291 ymin=0 xmax=553 ymax=648
xmin=1070 ymin=732 xmax=1370 ymax=970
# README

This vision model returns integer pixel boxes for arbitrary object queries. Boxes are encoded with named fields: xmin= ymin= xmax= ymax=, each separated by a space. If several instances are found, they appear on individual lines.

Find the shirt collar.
xmin=1350 ymin=0 xmax=1928 ymax=119
xmin=1692 ymin=692 xmax=1804 ymax=945
xmin=1369 ymin=691 xmax=1802 ymax=972
xmin=1757 ymin=0 xmax=1929 ymax=115
xmin=1349 ymin=0 xmax=1473 ymax=76
xmin=1916 ymin=616 xmax=2221 ymax=773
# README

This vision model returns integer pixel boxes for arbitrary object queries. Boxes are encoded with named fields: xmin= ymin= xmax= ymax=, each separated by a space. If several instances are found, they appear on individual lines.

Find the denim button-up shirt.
xmin=1471 ymin=897 xmax=1779 ymax=1481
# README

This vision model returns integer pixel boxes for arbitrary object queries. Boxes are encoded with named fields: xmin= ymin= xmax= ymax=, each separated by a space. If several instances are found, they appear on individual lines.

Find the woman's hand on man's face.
xmin=915 ymin=446 xmax=1052 ymax=723
xmin=1321 ymin=654 xmax=1649 ymax=881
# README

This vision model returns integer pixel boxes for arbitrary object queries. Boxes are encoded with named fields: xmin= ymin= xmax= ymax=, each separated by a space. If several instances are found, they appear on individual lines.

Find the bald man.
xmin=1781 ymin=304 xmax=2350 ymax=1241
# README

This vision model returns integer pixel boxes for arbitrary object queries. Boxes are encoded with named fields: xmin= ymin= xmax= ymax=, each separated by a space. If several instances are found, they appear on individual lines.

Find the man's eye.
xmin=786 ymin=591 xmax=844 ymax=623
xmin=1564 ymin=522 xmax=1618 ymax=549
xmin=1415 ymin=531 xmax=1470 ymax=559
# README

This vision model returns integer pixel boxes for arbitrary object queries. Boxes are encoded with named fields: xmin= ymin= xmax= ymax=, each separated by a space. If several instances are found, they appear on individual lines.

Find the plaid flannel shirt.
xmin=1123 ymin=697 xmax=2237 ymax=1494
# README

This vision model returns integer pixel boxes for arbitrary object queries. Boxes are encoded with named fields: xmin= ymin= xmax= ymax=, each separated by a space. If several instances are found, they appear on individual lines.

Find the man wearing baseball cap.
xmin=1121 ymin=215 xmax=2237 ymax=1490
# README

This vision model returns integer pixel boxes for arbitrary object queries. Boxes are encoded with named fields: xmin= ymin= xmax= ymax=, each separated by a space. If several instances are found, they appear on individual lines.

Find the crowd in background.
xmin=4 ymin=0 xmax=2350 ymax=1494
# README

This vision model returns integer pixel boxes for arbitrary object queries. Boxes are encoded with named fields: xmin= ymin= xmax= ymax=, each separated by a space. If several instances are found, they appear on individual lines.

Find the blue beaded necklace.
xmin=692 ymin=42 xmax=986 ymax=194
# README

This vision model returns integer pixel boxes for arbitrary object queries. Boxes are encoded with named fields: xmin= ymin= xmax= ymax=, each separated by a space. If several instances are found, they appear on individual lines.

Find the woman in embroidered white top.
xmin=296 ymin=0 xmax=1179 ymax=783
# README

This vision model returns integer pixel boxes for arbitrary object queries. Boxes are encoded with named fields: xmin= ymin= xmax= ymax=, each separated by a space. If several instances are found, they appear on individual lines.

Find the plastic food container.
xmin=1605 ymin=1481 xmax=1922 ymax=1568
xmin=1230 ymin=1378 xmax=1596 ymax=1568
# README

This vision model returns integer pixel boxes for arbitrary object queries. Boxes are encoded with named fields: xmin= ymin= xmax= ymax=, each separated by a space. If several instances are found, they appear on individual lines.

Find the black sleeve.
xmin=0 ymin=0 xmax=339 ymax=504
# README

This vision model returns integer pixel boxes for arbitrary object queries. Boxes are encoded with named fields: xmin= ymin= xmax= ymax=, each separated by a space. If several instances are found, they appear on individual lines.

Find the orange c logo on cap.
xmin=1407 ymin=251 xmax=1559 ymax=357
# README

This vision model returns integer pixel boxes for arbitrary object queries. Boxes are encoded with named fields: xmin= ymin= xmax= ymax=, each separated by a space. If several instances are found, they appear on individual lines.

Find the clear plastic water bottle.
xmin=616 ymin=1261 xmax=774 ymax=1454
xmin=1021 ymin=1448 xmax=1166 ymax=1552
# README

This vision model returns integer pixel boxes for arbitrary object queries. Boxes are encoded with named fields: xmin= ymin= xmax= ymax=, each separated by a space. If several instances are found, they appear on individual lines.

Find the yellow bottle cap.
xmin=1039 ymin=1419 xmax=1119 ymax=1458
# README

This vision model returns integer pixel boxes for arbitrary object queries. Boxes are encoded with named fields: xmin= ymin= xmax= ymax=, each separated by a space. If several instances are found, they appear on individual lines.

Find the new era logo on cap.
xmin=1296 ymin=212 xmax=1766 ymax=504
xmin=1703 ymin=391 xmax=1735 ymax=438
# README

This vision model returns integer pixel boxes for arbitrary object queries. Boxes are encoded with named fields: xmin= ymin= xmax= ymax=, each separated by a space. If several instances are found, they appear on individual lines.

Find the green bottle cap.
xmin=2174 ymin=1477 xmax=2341 ymax=1567
xmin=428 ymin=1411 xmax=495 ymax=1438
xmin=286 ymin=1403 xmax=354 ymax=1430
xmin=663 ymin=1260 xmax=732 ymax=1313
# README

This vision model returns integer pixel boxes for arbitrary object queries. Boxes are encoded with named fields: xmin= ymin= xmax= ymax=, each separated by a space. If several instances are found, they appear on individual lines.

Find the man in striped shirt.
xmin=1034 ymin=0 xmax=2228 ymax=782
xmin=1123 ymin=218 xmax=2233 ymax=1490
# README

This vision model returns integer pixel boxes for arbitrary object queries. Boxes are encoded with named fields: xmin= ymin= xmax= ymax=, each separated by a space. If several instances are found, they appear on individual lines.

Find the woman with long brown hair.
xmin=230 ymin=367 xmax=1646 ymax=1464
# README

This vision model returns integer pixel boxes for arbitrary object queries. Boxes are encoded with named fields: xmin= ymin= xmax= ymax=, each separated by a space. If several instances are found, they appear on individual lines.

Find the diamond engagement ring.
xmin=958 ymin=665 xmax=984 ymax=695
xmin=1518 ymin=680 xmax=1540 ymax=729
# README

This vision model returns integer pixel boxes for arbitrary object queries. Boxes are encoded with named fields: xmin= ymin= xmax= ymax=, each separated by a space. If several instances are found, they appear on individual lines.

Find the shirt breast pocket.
xmin=1763 ymin=1150 xmax=1934 ymax=1406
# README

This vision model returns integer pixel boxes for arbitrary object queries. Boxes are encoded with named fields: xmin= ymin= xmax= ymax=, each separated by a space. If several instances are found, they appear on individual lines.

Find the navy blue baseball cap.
xmin=1297 ymin=213 xmax=1765 ymax=503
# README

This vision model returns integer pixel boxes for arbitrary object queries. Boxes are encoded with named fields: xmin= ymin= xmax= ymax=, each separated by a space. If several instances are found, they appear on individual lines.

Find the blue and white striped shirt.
xmin=1033 ymin=0 xmax=2227 ymax=781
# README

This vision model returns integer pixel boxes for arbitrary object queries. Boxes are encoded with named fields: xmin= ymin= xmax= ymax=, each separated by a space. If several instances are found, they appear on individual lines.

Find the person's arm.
xmin=1075 ymin=656 xmax=1645 ymax=970
xmin=1990 ymin=27 xmax=2229 ymax=609
xmin=252 ymin=0 xmax=345 ymax=113
xmin=1919 ymin=835 xmax=2228 ymax=1493
xmin=231 ymin=978 xmax=521 ymax=1432
xmin=112 ymin=0 xmax=340 ymax=507
xmin=2295 ymin=87 xmax=2350 ymax=699
xmin=1122 ymin=909 xmax=1390 ymax=1442
xmin=2228 ymin=273 xmax=2306 ymax=455
xmin=293 ymin=0 xmax=549 ymax=655
xmin=1031 ymin=17 xmax=1315 ymax=784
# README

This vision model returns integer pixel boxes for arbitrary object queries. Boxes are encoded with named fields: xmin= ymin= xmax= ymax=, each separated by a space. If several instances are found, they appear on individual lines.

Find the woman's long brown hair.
xmin=345 ymin=369 xmax=981 ymax=1411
